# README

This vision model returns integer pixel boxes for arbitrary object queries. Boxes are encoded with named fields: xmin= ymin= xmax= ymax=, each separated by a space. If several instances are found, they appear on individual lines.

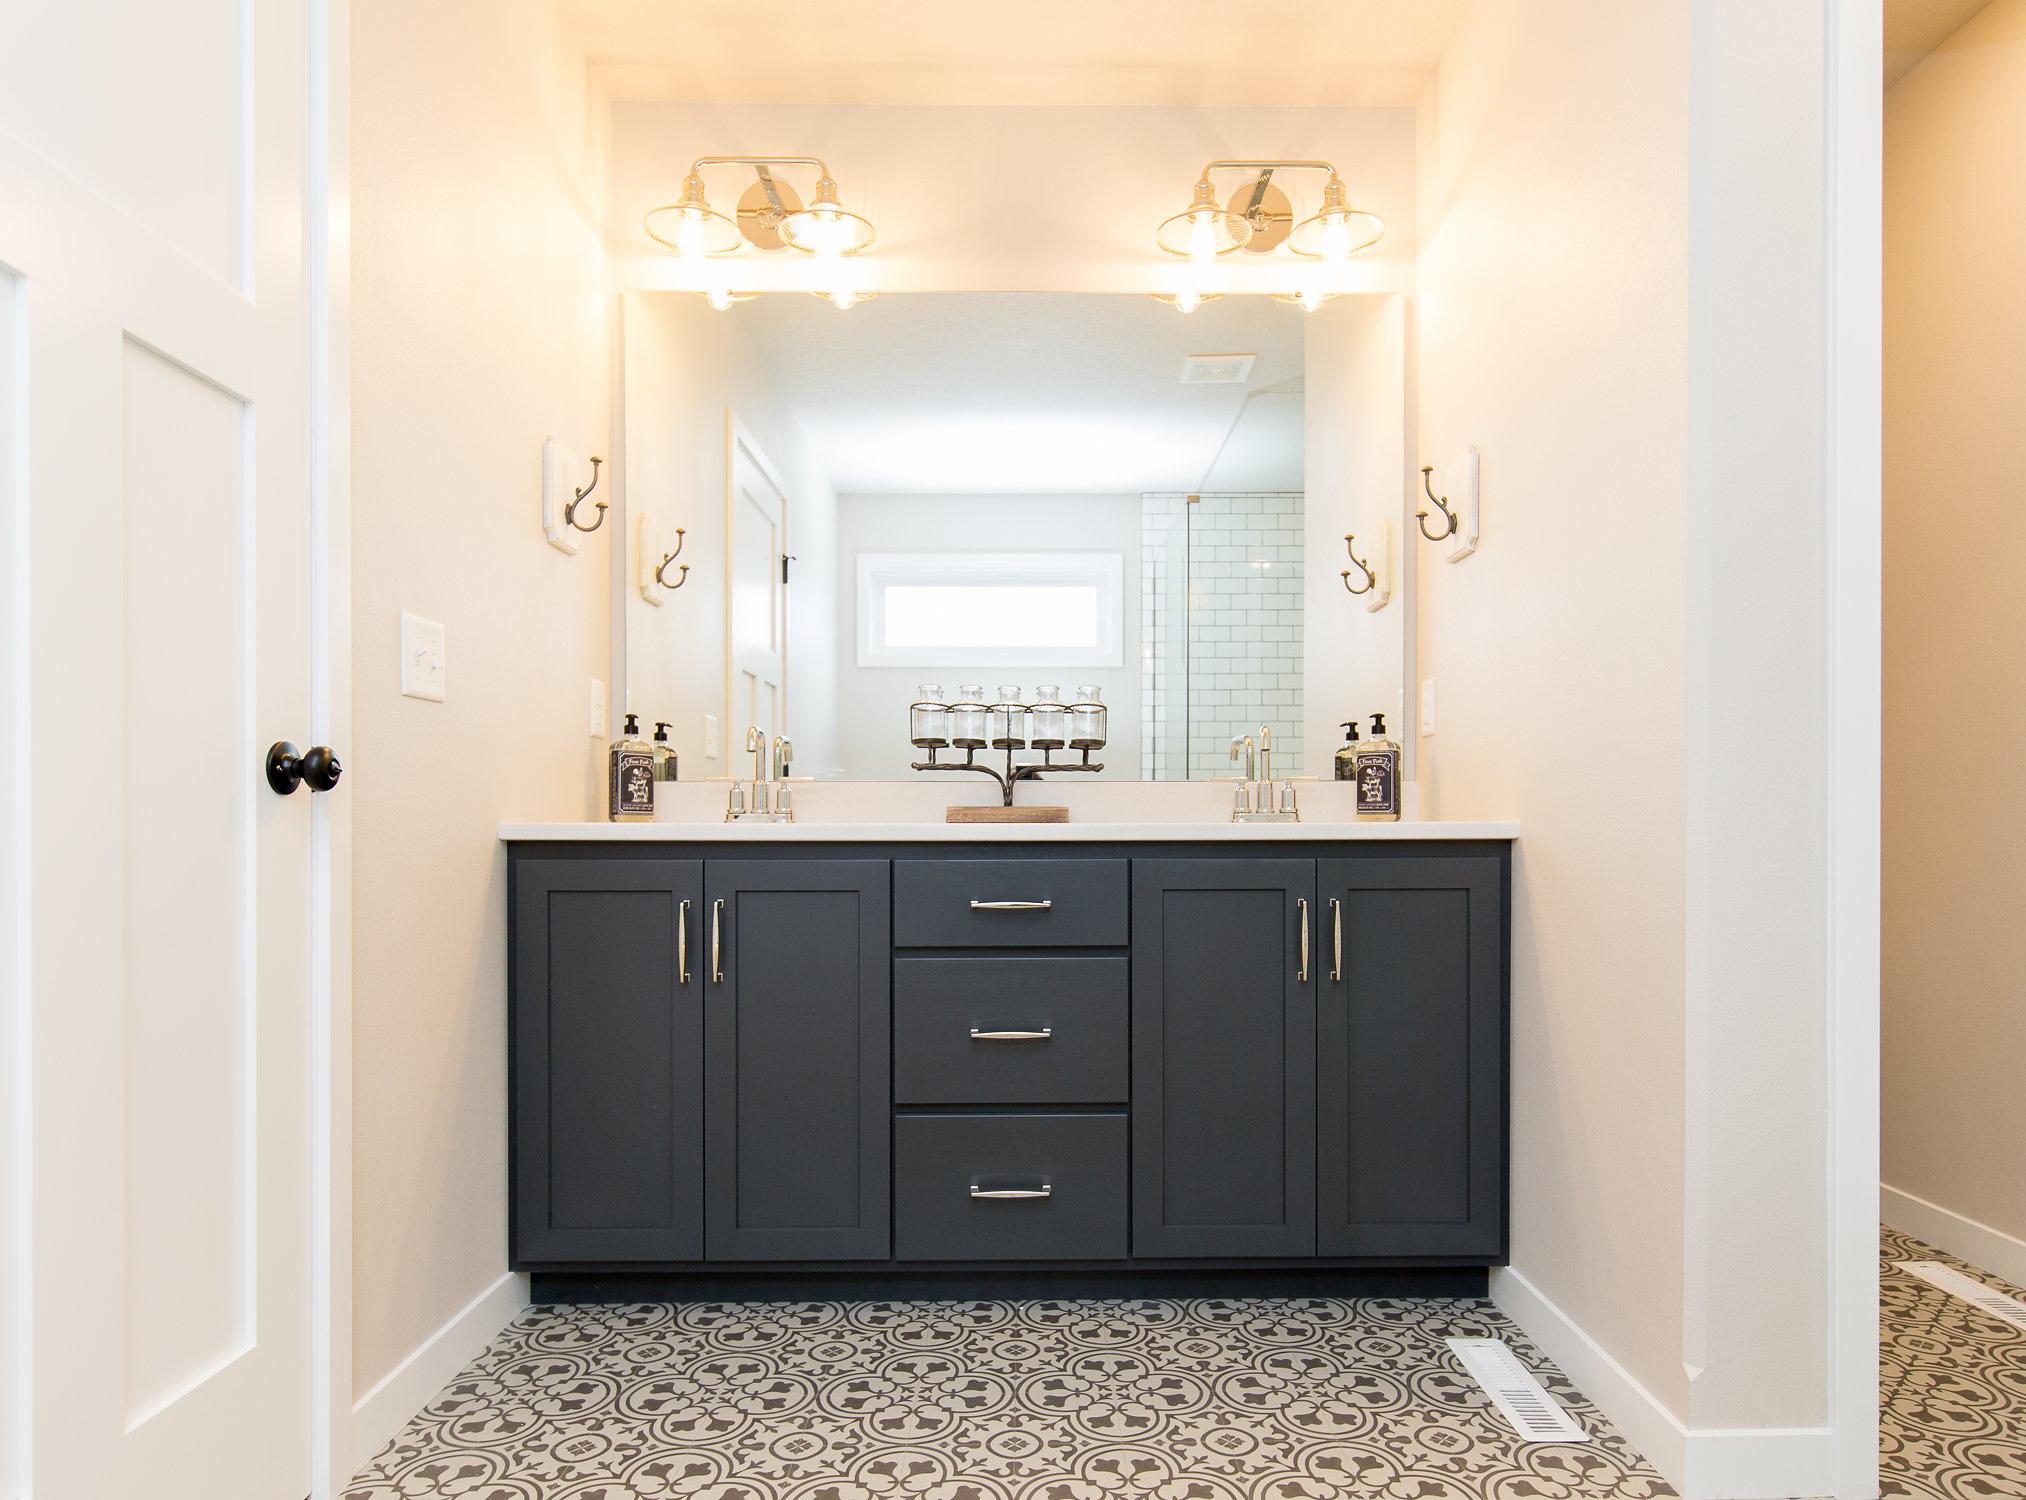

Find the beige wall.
xmin=1415 ymin=0 xmax=1692 ymax=1427
xmin=1883 ymin=0 xmax=2026 ymax=1250
xmin=350 ymin=0 xmax=609 ymax=1406
xmin=1416 ymin=0 xmax=1865 ymax=1489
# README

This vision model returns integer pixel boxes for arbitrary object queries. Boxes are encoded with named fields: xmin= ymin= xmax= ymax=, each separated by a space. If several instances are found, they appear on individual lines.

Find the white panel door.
xmin=726 ymin=414 xmax=788 ymax=754
xmin=0 ymin=4 xmax=336 ymax=1498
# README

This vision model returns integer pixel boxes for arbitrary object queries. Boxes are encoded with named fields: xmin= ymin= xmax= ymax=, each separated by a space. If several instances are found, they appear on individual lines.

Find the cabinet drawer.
xmin=894 ymin=957 xmax=1128 ymax=1104
xmin=894 ymin=859 xmax=1128 ymax=948
xmin=894 ymin=1113 xmax=1128 ymax=1261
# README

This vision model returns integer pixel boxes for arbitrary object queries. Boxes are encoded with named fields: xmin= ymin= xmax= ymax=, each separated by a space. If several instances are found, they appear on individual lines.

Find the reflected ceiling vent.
xmin=1181 ymin=353 xmax=1257 ymax=385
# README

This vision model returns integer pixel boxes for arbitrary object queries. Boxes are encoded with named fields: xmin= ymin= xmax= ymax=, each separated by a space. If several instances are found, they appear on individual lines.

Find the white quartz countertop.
xmin=500 ymin=820 xmax=1518 ymax=842
xmin=502 ymin=780 xmax=1516 ymax=841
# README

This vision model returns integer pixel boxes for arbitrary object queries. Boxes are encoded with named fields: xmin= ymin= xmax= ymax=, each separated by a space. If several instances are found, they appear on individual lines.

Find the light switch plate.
xmin=704 ymin=714 xmax=719 ymax=760
xmin=399 ymin=612 xmax=445 ymax=702
xmin=590 ymin=678 xmax=607 ymax=738
xmin=1420 ymin=678 xmax=1437 ymax=737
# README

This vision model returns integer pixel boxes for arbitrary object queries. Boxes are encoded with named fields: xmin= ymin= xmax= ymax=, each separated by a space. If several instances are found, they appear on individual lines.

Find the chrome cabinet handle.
xmin=1298 ymin=898 xmax=1310 ymax=984
xmin=1330 ymin=898 xmax=1342 ymax=984
xmin=970 ymin=1184 xmax=1052 ymax=1199
xmin=679 ymin=899 xmax=691 ymax=985
xmin=969 ymin=1027 xmax=1052 ymax=1041
xmin=711 ymin=898 xmax=724 ymax=984
xmin=970 ymin=899 xmax=1052 ymax=911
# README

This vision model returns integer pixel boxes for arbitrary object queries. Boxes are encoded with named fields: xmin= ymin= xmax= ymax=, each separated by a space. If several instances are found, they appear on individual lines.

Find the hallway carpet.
xmin=345 ymin=1293 xmax=1672 ymax=1499
xmin=1881 ymin=1224 xmax=2026 ymax=1498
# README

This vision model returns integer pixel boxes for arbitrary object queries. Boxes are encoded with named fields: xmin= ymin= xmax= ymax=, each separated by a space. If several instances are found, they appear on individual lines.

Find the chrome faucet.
xmin=725 ymin=726 xmax=794 ymax=821
xmin=1230 ymin=723 xmax=1299 ymax=823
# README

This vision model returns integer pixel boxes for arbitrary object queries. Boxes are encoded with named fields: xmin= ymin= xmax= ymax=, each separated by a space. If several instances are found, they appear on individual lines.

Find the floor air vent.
xmin=1445 ymin=1339 xmax=1591 ymax=1444
xmin=1897 ymin=1260 xmax=2026 ymax=1332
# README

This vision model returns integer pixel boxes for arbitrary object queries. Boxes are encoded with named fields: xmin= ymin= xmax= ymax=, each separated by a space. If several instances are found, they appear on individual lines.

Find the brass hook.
xmin=564 ymin=456 xmax=606 ymax=533
xmin=654 ymin=527 xmax=689 ymax=590
xmin=1416 ymin=465 xmax=1459 ymax=542
xmin=1340 ymin=533 xmax=1376 ymax=595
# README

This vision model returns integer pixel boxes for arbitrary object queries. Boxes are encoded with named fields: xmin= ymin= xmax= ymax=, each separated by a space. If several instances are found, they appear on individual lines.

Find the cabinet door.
xmin=705 ymin=860 xmax=891 ymax=1260
xmin=512 ymin=859 xmax=704 ymax=1263
xmin=1316 ymin=856 xmax=1505 ymax=1258
xmin=1132 ymin=859 xmax=1316 ymax=1257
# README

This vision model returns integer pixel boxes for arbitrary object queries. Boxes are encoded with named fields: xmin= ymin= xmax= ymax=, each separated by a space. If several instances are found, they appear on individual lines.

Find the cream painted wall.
xmin=349 ymin=0 xmax=609 ymax=1404
xmin=831 ymin=494 xmax=1143 ymax=781
xmin=1415 ymin=0 xmax=1691 ymax=1426
xmin=607 ymin=103 xmax=1418 ymax=301
xmin=1416 ymin=0 xmax=1870 ymax=1491
xmin=1882 ymin=0 xmax=2026 ymax=1248
xmin=619 ymin=292 xmax=841 ymax=779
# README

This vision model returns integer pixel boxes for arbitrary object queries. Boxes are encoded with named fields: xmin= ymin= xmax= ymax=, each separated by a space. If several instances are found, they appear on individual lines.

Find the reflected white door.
xmin=727 ymin=415 xmax=788 ymax=752
xmin=0 ymin=4 xmax=334 ymax=1498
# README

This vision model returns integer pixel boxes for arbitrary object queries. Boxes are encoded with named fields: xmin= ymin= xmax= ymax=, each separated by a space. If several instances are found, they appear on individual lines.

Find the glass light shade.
xmin=1270 ymin=289 xmax=1336 ymax=311
xmin=1287 ymin=177 xmax=1384 ymax=261
xmin=645 ymin=176 xmax=743 ymax=257
xmin=1151 ymin=291 xmax=1221 ymax=313
xmin=1157 ymin=181 xmax=1252 ymax=261
xmin=780 ymin=176 xmax=877 ymax=256
xmin=811 ymin=288 xmax=879 ymax=310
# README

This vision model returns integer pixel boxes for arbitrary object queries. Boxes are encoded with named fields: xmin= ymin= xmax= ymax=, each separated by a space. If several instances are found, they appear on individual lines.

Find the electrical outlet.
xmin=704 ymin=714 xmax=720 ymax=759
xmin=399 ymin=612 xmax=445 ymax=702
xmin=1420 ymin=678 xmax=1437 ymax=737
xmin=590 ymin=678 xmax=607 ymax=738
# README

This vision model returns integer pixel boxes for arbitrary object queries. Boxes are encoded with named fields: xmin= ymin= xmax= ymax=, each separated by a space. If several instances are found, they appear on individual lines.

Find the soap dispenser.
xmin=608 ymin=713 xmax=655 ymax=823
xmin=1354 ymin=713 xmax=1402 ymax=822
xmin=1334 ymin=721 xmax=1360 ymax=781
xmin=651 ymin=721 xmax=678 ymax=783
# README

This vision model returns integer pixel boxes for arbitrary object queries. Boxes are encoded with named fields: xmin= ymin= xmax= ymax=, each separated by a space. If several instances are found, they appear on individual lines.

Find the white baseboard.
xmin=1490 ymin=1266 xmax=1836 ymax=1500
xmin=349 ymin=1271 xmax=529 ymax=1474
xmin=1884 ymin=1181 xmax=2026 ymax=1290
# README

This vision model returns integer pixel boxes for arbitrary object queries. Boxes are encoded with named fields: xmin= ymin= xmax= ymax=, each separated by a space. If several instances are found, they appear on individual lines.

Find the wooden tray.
xmin=947 ymin=805 xmax=1069 ymax=823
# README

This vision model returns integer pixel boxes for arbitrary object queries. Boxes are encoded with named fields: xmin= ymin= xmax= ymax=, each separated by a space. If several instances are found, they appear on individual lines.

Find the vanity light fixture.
xmin=692 ymin=288 xmax=761 ymax=310
xmin=1270 ymin=290 xmax=1337 ymax=311
xmin=1150 ymin=291 xmax=1222 ymax=313
xmin=646 ymin=158 xmax=876 ymax=258
xmin=810 ymin=289 xmax=879 ymax=310
xmin=1157 ymin=162 xmax=1383 ymax=264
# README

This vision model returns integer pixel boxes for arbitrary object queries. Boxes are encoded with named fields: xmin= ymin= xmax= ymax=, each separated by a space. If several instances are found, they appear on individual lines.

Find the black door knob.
xmin=267 ymin=741 xmax=344 ymax=795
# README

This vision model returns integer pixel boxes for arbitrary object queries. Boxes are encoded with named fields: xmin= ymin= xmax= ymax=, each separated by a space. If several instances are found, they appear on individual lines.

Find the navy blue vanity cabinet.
xmin=703 ymin=860 xmax=891 ymax=1261
xmin=511 ymin=859 xmax=705 ymax=1263
xmin=1316 ymin=856 xmax=1506 ymax=1258
xmin=1131 ymin=859 xmax=1319 ymax=1258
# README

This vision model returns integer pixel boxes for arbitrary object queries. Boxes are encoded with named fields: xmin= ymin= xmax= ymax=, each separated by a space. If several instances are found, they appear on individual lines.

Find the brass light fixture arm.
xmin=1194 ymin=159 xmax=1340 ymax=189
xmin=564 ymin=456 xmax=606 ymax=533
xmin=688 ymin=155 xmax=831 ymax=179
xmin=654 ymin=527 xmax=689 ymax=590
xmin=1341 ymin=533 xmax=1376 ymax=595
xmin=1417 ymin=465 xmax=1460 ymax=542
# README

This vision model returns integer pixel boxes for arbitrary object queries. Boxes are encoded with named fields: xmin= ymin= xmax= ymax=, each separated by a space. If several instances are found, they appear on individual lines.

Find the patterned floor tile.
xmin=346 ymin=1295 xmax=1674 ymax=1500
xmin=1881 ymin=1225 xmax=2026 ymax=1500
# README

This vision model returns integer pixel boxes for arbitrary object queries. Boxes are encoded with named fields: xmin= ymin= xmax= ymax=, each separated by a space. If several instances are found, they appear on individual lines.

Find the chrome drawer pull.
xmin=711 ymin=898 xmax=724 ymax=984
xmin=970 ymin=899 xmax=1053 ymax=911
xmin=969 ymin=1027 xmax=1052 ymax=1041
xmin=678 ymin=899 xmax=691 ymax=985
xmin=970 ymin=1184 xmax=1051 ymax=1199
xmin=1298 ymin=898 xmax=1310 ymax=984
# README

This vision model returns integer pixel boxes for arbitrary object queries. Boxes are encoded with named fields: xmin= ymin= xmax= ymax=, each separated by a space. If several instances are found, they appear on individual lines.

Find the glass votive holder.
xmin=1029 ymin=685 xmax=1068 ymax=750
xmin=910 ymin=683 xmax=951 ymax=748
xmin=951 ymin=685 xmax=989 ymax=749
xmin=1070 ymin=685 xmax=1108 ymax=750
xmin=990 ymin=685 xmax=1027 ymax=750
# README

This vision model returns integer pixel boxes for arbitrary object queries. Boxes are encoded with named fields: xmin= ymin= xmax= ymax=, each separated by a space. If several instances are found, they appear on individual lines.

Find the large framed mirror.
xmin=617 ymin=290 xmax=1410 ymax=786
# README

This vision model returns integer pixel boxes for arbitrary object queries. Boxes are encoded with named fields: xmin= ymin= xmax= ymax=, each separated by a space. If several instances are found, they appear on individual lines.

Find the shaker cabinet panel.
xmin=512 ymin=859 xmax=704 ymax=1264
xmin=704 ymin=860 xmax=891 ymax=1261
xmin=1316 ymin=857 xmax=1505 ymax=1258
xmin=1131 ymin=859 xmax=1317 ymax=1258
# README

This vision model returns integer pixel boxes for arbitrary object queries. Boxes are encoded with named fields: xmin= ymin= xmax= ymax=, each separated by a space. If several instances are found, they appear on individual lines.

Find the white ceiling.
xmin=1886 ymin=0 xmax=1997 ymax=85
xmin=718 ymin=292 xmax=1306 ymax=494
xmin=563 ymin=0 xmax=1470 ymax=107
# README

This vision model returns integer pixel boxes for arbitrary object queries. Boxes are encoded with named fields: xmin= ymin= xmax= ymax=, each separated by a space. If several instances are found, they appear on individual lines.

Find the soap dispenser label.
xmin=610 ymin=750 xmax=655 ymax=818
xmin=1355 ymin=751 xmax=1399 ymax=815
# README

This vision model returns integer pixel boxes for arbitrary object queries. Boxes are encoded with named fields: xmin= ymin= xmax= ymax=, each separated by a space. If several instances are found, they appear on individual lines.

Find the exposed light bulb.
xmin=675 ymin=210 xmax=710 ymax=260
xmin=828 ymin=288 xmax=862 ymax=309
xmin=1172 ymin=288 xmax=1201 ymax=313
xmin=1187 ymin=210 xmax=1220 ymax=265
xmin=1320 ymin=212 xmax=1352 ymax=264
xmin=1300 ymin=289 xmax=1327 ymax=312
xmin=707 ymin=287 xmax=735 ymax=311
